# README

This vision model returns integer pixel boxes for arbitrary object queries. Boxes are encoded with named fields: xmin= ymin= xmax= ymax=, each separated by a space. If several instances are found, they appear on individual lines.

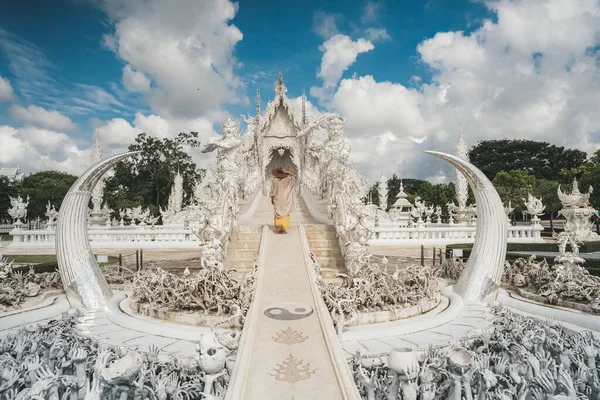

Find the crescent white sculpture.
xmin=424 ymin=151 xmax=507 ymax=301
xmin=56 ymin=151 xmax=140 ymax=309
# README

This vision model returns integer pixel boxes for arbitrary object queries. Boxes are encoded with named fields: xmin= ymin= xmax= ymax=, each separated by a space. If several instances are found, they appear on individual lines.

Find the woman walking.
xmin=269 ymin=168 xmax=296 ymax=234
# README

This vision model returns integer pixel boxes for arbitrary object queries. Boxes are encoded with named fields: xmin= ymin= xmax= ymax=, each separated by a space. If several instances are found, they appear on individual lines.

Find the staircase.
xmin=304 ymin=224 xmax=347 ymax=281
xmin=224 ymin=225 xmax=262 ymax=279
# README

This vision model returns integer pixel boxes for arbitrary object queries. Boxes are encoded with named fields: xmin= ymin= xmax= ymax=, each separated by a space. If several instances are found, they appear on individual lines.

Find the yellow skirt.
xmin=274 ymin=215 xmax=290 ymax=230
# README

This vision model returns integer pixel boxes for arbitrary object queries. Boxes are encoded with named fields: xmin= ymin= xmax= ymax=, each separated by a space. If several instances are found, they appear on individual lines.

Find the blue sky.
xmin=0 ymin=0 xmax=599 ymax=182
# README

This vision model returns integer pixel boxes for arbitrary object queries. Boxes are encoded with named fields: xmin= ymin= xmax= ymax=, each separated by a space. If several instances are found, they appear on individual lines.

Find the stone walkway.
xmin=228 ymin=226 xmax=353 ymax=400
xmin=341 ymin=300 xmax=494 ymax=359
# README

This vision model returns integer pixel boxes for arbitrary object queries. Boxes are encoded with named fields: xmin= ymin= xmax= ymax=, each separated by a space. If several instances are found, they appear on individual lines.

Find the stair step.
xmin=319 ymin=267 xmax=348 ymax=278
xmin=228 ymin=240 xmax=261 ymax=249
xmin=225 ymin=261 xmax=257 ymax=270
xmin=315 ymin=257 xmax=345 ymax=269
xmin=305 ymin=232 xmax=338 ymax=241
xmin=231 ymin=225 xmax=262 ymax=234
xmin=311 ymin=249 xmax=343 ymax=258
xmin=304 ymin=224 xmax=336 ymax=232
xmin=229 ymin=233 xmax=262 ymax=241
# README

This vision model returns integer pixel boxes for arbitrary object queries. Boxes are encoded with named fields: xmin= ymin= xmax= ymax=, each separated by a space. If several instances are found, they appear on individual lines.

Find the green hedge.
xmin=14 ymin=262 xmax=59 ymax=274
xmin=447 ymin=242 xmax=600 ymax=253
xmin=444 ymin=248 xmax=600 ymax=277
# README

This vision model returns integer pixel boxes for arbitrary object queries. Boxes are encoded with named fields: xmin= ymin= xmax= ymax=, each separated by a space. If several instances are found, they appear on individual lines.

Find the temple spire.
xmin=275 ymin=71 xmax=287 ymax=100
xmin=255 ymin=88 xmax=260 ymax=121
xmin=301 ymin=89 xmax=306 ymax=126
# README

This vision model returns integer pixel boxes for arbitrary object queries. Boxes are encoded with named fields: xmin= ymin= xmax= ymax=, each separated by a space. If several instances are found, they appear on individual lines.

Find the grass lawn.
xmin=1 ymin=234 xmax=13 ymax=241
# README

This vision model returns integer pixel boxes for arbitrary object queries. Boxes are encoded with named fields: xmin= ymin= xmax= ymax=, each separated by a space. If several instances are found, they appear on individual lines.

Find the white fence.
xmin=369 ymin=223 xmax=544 ymax=245
xmin=9 ymin=225 xmax=201 ymax=249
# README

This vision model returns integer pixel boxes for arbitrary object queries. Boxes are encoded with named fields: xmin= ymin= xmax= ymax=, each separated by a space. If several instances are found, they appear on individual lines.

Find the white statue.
xmin=8 ymin=195 xmax=29 ymax=224
xmin=523 ymin=193 xmax=545 ymax=223
xmin=504 ymin=200 xmax=514 ymax=225
xmin=45 ymin=201 xmax=59 ymax=230
xmin=450 ymin=135 xmax=477 ymax=225
xmin=89 ymin=133 xmax=110 ymax=226
xmin=557 ymin=178 xmax=600 ymax=241
xmin=160 ymin=169 xmax=184 ymax=225
xmin=378 ymin=174 xmax=388 ymax=211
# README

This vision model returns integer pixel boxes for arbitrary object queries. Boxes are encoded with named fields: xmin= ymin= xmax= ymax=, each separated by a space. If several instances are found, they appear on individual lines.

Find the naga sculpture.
xmin=425 ymin=151 xmax=507 ymax=302
xmin=523 ymin=193 xmax=545 ymax=222
xmin=55 ymin=151 xmax=139 ymax=309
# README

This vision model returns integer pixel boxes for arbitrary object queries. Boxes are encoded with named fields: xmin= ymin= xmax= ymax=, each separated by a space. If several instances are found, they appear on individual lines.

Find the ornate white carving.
xmin=160 ymin=169 xmax=184 ymax=225
xmin=56 ymin=151 xmax=139 ymax=309
xmin=45 ymin=201 xmax=59 ymax=230
xmin=558 ymin=178 xmax=600 ymax=241
xmin=378 ymin=174 xmax=388 ymax=211
xmin=504 ymin=200 xmax=514 ymax=225
xmin=523 ymin=193 xmax=545 ymax=223
xmin=8 ymin=194 xmax=29 ymax=224
xmin=450 ymin=135 xmax=477 ymax=225
xmin=425 ymin=151 xmax=507 ymax=301
xmin=89 ymin=133 xmax=109 ymax=226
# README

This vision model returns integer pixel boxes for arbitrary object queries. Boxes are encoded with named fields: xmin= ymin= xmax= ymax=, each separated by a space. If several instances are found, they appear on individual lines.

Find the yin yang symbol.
xmin=264 ymin=302 xmax=314 ymax=320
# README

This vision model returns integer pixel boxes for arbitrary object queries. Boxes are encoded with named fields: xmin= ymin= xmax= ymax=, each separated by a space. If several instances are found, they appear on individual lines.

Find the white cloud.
xmin=325 ymin=0 xmax=600 ymax=184
xmin=11 ymin=105 xmax=77 ymax=131
xmin=365 ymin=28 xmax=390 ymax=42
xmin=417 ymin=31 xmax=487 ymax=71
xmin=94 ymin=117 xmax=142 ymax=147
xmin=99 ymin=0 xmax=243 ymax=119
xmin=361 ymin=1 xmax=384 ymax=24
xmin=0 ymin=75 xmax=14 ymax=102
xmin=312 ymin=11 xmax=339 ymax=39
xmin=426 ymin=170 xmax=447 ymax=184
xmin=333 ymin=76 xmax=428 ymax=139
xmin=122 ymin=65 xmax=151 ymax=93
xmin=0 ymin=125 xmax=90 ymax=175
xmin=310 ymin=35 xmax=374 ymax=102
xmin=93 ymin=112 xmax=216 ymax=168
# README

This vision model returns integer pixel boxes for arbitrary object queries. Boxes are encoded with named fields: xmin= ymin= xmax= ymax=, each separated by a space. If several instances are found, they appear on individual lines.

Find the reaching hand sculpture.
xmin=351 ymin=306 xmax=600 ymax=400
xmin=0 ymin=312 xmax=234 ymax=400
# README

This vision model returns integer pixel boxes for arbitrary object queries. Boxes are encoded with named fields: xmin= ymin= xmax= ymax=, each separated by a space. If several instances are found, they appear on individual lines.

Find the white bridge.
xmin=7 ymin=215 xmax=544 ymax=250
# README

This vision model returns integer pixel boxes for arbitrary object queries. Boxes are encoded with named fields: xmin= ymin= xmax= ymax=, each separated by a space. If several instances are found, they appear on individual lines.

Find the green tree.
xmin=20 ymin=171 xmax=78 ymax=220
xmin=0 ymin=176 xmax=20 ymax=221
xmin=492 ymin=170 xmax=536 ymax=219
xmin=533 ymin=178 xmax=561 ymax=229
xmin=578 ymin=150 xmax=600 ymax=209
xmin=104 ymin=132 xmax=203 ymax=214
xmin=414 ymin=182 xmax=456 ymax=214
xmin=470 ymin=139 xmax=587 ymax=181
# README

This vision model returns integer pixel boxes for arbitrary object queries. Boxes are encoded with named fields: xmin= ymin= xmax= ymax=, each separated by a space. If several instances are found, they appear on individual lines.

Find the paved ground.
xmin=237 ymin=225 xmax=347 ymax=400
xmin=341 ymin=301 xmax=494 ymax=360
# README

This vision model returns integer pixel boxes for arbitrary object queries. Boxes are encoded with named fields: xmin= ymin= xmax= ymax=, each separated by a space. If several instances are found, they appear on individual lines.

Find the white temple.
xmin=8 ymin=74 xmax=544 ymax=248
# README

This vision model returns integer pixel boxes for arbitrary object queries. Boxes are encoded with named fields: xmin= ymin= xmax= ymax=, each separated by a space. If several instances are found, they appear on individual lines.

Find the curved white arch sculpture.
xmin=424 ymin=151 xmax=507 ymax=302
xmin=56 ymin=152 xmax=139 ymax=309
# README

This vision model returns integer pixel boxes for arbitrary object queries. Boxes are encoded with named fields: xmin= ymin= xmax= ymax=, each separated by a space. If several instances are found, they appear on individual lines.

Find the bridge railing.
xmin=8 ymin=225 xmax=201 ymax=249
xmin=369 ymin=223 xmax=544 ymax=245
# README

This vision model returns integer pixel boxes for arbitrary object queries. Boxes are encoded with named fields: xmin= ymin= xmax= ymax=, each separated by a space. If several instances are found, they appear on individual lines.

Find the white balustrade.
xmin=369 ymin=222 xmax=544 ymax=245
xmin=9 ymin=225 xmax=201 ymax=249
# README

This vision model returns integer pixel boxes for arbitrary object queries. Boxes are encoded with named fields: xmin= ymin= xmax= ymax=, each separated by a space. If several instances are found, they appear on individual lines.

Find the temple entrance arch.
xmin=264 ymin=146 xmax=299 ymax=194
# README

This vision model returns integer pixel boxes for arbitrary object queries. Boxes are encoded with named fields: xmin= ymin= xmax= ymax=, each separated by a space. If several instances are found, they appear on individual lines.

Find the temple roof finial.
xmin=275 ymin=71 xmax=287 ymax=100
xmin=302 ymin=89 xmax=306 ymax=125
